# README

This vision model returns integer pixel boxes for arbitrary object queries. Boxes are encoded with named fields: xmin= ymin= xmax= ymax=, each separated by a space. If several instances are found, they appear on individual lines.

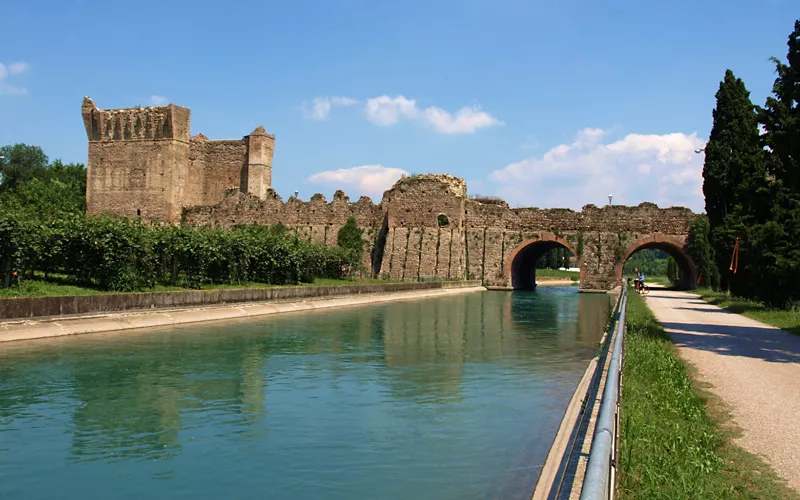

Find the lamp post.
xmin=694 ymin=148 xmax=705 ymax=154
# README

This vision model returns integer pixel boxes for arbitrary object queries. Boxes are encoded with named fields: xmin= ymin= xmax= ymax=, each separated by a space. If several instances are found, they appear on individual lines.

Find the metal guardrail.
xmin=580 ymin=284 xmax=628 ymax=500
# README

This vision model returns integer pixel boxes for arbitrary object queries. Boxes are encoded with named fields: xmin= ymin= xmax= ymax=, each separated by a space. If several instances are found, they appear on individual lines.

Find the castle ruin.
xmin=83 ymin=98 xmax=700 ymax=291
xmin=82 ymin=97 xmax=273 ymax=222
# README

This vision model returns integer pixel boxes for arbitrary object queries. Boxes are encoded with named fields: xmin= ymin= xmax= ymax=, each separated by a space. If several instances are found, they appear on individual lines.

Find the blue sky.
xmin=1 ymin=0 xmax=797 ymax=211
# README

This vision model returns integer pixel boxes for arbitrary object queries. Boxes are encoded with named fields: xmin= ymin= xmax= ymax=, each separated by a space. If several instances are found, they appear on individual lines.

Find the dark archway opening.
xmin=621 ymin=244 xmax=696 ymax=290
xmin=510 ymin=241 xmax=576 ymax=290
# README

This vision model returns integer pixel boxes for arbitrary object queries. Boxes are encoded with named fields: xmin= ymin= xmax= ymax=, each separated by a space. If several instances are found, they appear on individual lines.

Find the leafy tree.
xmin=702 ymin=70 xmax=767 ymax=291
xmin=0 ymin=177 xmax=85 ymax=216
xmin=0 ymin=144 xmax=49 ymax=192
xmin=337 ymin=216 xmax=364 ymax=273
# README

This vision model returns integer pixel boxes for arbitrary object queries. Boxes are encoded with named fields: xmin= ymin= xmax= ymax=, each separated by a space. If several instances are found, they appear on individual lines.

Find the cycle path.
xmin=644 ymin=289 xmax=800 ymax=491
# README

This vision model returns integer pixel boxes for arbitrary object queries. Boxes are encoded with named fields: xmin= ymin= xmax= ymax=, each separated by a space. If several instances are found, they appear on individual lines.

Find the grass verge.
xmin=618 ymin=291 xmax=797 ymax=499
xmin=536 ymin=269 xmax=580 ymax=281
xmin=0 ymin=277 xmax=406 ymax=299
xmin=693 ymin=288 xmax=800 ymax=335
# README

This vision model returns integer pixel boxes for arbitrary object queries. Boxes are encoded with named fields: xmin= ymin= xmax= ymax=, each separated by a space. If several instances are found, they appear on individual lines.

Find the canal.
xmin=0 ymin=287 xmax=609 ymax=500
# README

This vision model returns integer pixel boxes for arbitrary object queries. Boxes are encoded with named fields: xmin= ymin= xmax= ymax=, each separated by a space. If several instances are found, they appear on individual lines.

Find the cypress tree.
xmin=685 ymin=216 xmax=720 ymax=290
xmin=702 ymin=70 xmax=766 ymax=292
xmin=753 ymin=19 xmax=800 ymax=307
xmin=666 ymin=257 xmax=678 ymax=284
xmin=760 ymin=20 xmax=800 ymax=194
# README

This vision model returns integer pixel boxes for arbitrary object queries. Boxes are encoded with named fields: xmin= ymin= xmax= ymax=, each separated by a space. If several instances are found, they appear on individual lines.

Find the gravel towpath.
xmin=644 ymin=289 xmax=800 ymax=492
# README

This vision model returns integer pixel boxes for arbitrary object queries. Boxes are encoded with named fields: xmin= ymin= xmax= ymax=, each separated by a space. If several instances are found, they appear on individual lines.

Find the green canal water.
xmin=0 ymin=287 xmax=609 ymax=500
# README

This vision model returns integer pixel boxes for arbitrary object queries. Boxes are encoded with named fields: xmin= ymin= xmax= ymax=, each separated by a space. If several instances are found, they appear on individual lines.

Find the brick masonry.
xmin=83 ymin=99 xmax=699 ymax=290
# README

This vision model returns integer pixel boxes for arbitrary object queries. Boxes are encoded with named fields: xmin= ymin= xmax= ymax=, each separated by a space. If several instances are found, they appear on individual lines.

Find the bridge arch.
xmin=615 ymin=233 xmax=697 ymax=290
xmin=505 ymin=233 xmax=580 ymax=290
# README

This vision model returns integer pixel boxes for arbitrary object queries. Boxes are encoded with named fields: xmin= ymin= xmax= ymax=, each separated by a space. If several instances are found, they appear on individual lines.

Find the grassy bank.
xmin=536 ymin=269 xmax=580 ymax=281
xmin=0 ymin=276 xmax=405 ymax=299
xmin=693 ymin=288 xmax=800 ymax=335
xmin=618 ymin=291 xmax=796 ymax=499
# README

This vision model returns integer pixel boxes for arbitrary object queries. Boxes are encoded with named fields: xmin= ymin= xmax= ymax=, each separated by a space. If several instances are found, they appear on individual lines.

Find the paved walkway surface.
xmin=645 ymin=289 xmax=800 ymax=491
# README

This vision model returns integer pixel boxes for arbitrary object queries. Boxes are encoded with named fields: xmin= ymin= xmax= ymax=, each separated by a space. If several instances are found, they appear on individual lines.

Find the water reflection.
xmin=0 ymin=288 xmax=609 ymax=500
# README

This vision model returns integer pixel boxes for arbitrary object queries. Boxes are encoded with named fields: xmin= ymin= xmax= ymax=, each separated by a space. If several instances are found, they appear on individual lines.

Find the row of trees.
xmin=622 ymin=249 xmax=671 ymax=276
xmin=0 ymin=144 xmax=364 ymax=292
xmin=537 ymin=247 xmax=573 ymax=270
xmin=702 ymin=19 xmax=800 ymax=307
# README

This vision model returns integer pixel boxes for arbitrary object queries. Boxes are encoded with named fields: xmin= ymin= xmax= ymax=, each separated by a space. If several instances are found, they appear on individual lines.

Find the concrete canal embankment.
xmin=533 ymin=286 xmax=621 ymax=500
xmin=0 ymin=281 xmax=482 ymax=343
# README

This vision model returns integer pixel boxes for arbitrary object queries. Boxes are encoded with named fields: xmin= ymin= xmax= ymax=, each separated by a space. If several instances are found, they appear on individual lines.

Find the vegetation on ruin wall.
xmin=619 ymin=292 xmax=797 ymax=499
xmin=0 ymin=144 xmax=351 ymax=292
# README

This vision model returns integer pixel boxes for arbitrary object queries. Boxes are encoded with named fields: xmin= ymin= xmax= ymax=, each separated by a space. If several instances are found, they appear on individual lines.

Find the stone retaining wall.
xmin=0 ymin=281 xmax=481 ymax=321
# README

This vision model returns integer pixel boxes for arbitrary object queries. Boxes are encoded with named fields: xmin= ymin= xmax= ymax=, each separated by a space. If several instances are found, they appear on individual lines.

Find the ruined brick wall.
xmin=183 ymin=190 xmax=385 ymax=275
xmin=180 ymin=173 xmax=698 ymax=290
xmin=378 ymin=175 xmax=468 ymax=281
xmin=188 ymin=137 xmax=248 ymax=205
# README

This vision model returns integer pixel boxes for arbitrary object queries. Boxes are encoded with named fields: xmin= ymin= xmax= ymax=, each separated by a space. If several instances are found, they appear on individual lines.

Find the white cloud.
xmin=422 ymin=105 xmax=503 ymax=134
xmin=0 ymin=61 xmax=30 ymax=96
xmin=364 ymin=95 xmax=419 ymax=125
xmin=307 ymin=165 xmax=408 ymax=199
xmin=302 ymin=96 xmax=358 ymax=120
xmin=149 ymin=95 xmax=168 ymax=106
xmin=364 ymin=94 xmax=502 ymax=134
xmin=489 ymin=128 xmax=706 ymax=211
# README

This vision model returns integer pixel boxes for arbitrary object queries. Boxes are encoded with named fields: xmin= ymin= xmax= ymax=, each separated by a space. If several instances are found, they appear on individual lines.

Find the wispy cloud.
xmin=302 ymin=96 xmax=358 ymax=120
xmin=0 ymin=61 xmax=30 ymax=96
xmin=149 ymin=95 xmax=168 ymax=106
xmin=307 ymin=165 xmax=408 ymax=199
xmin=364 ymin=94 xmax=503 ymax=134
xmin=489 ymin=128 xmax=706 ymax=211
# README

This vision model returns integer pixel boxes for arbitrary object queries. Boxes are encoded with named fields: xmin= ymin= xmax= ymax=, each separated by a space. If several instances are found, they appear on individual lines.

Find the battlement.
xmin=82 ymin=97 xmax=191 ymax=142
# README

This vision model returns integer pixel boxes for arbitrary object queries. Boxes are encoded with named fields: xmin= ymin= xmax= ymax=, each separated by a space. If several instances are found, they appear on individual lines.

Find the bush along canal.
xmin=0 ymin=287 xmax=610 ymax=500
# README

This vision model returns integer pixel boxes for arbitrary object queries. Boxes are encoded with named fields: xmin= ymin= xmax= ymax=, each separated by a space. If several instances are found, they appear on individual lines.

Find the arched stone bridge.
xmin=369 ymin=175 xmax=699 ymax=291
xmin=184 ymin=174 xmax=700 ymax=291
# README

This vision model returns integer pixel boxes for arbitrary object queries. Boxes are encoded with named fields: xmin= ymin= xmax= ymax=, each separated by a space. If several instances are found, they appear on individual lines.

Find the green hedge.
xmin=0 ymin=213 xmax=349 ymax=292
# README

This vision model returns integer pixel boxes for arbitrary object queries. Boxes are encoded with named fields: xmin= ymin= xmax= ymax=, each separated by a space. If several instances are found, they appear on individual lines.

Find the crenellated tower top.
xmin=81 ymin=96 xmax=191 ymax=143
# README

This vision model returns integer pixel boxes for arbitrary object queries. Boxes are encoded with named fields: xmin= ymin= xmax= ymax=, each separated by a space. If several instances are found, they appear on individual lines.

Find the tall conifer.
xmin=702 ymin=70 xmax=764 ymax=291
xmin=754 ymin=20 xmax=800 ymax=306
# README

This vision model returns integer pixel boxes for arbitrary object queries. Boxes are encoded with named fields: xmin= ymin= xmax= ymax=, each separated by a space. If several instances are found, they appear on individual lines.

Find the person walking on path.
xmin=644 ymin=289 xmax=800 ymax=492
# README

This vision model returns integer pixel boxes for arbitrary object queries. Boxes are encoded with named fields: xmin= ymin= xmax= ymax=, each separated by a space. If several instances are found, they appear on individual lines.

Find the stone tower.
xmin=242 ymin=126 xmax=274 ymax=200
xmin=82 ymin=97 xmax=192 ymax=222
